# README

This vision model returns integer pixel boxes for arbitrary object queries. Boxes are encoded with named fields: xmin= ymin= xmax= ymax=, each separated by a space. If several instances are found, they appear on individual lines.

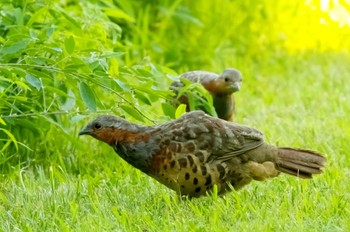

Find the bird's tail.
xmin=276 ymin=147 xmax=326 ymax=179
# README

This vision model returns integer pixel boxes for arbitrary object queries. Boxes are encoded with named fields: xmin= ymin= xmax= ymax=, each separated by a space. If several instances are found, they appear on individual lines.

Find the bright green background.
xmin=0 ymin=0 xmax=349 ymax=231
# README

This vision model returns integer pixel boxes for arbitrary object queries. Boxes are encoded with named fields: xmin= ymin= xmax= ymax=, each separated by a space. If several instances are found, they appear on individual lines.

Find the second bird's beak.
xmin=78 ymin=126 xmax=93 ymax=136
xmin=231 ymin=82 xmax=241 ymax=91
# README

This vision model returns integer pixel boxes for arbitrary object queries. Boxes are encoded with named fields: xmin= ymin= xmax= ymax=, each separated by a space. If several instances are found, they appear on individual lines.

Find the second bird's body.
xmin=171 ymin=68 xmax=242 ymax=121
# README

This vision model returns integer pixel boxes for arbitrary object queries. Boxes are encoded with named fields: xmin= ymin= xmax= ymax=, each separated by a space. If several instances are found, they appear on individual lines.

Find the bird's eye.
xmin=94 ymin=123 xmax=102 ymax=129
xmin=225 ymin=77 xmax=229 ymax=82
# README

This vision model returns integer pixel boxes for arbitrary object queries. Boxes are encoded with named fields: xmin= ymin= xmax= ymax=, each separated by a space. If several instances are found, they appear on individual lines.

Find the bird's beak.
xmin=78 ymin=126 xmax=92 ymax=136
xmin=231 ymin=82 xmax=241 ymax=91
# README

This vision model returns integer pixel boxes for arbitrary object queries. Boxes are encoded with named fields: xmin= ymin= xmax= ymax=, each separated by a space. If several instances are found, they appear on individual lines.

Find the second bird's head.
xmin=218 ymin=68 xmax=242 ymax=94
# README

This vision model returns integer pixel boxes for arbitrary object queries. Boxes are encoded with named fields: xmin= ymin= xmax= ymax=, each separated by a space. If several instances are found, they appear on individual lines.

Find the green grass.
xmin=1 ymin=52 xmax=350 ymax=231
xmin=1 ymin=1 xmax=350 ymax=231
xmin=0 ymin=169 xmax=345 ymax=231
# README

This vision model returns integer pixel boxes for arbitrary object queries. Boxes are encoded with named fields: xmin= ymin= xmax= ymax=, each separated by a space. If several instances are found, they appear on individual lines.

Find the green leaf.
xmin=51 ymin=47 xmax=63 ymax=53
xmin=26 ymin=7 xmax=49 ymax=27
xmin=187 ymin=93 xmax=197 ymax=111
xmin=60 ymin=89 xmax=76 ymax=111
xmin=0 ymin=128 xmax=18 ymax=151
xmin=56 ymin=83 xmax=68 ymax=103
xmin=200 ymin=98 xmax=217 ymax=117
xmin=0 ymin=117 xmax=6 ymax=125
xmin=135 ymin=68 xmax=153 ymax=77
xmin=58 ymin=8 xmax=81 ymax=28
xmin=25 ymin=74 xmax=41 ymax=90
xmin=108 ymin=58 xmax=119 ymax=76
xmin=65 ymin=35 xmax=75 ymax=54
xmin=152 ymin=64 xmax=178 ymax=76
xmin=41 ymin=115 xmax=67 ymax=133
xmin=1 ymin=141 xmax=12 ymax=153
xmin=114 ymin=79 xmax=131 ymax=91
xmin=28 ymin=69 xmax=52 ymax=79
xmin=135 ymin=91 xmax=151 ymax=105
xmin=101 ymin=52 xmax=125 ymax=59
xmin=70 ymin=115 xmax=87 ymax=124
xmin=161 ymin=103 xmax=176 ymax=118
xmin=120 ymin=105 xmax=145 ymax=122
xmin=11 ymin=67 xmax=26 ymax=77
xmin=176 ymin=80 xmax=217 ymax=117
xmin=14 ymin=81 xmax=30 ymax=91
xmin=1 ymin=39 xmax=29 ymax=55
xmin=79 ymin=82 xmax=96 ymax=111
xmin=45 ymin=86 xmax=70 ymax=101
xmin=104 ymin=8 xmax=135 ymax=22
xmin=175 ymin=104 xmax=187 ymax=118
xmin=19 ymin=119 xmax=40 ymax=137
xmin=174 ymin=10 xmax=203 ymax=27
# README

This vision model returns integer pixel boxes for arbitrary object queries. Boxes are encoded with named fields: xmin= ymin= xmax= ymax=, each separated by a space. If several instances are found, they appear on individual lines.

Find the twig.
xmin=0 ymin=63 xmax=157 ymax=124
xmin=66 ymin=72 xmax=157 ymax=124
xmin=1 ymin=110 xmax=111 ymax=118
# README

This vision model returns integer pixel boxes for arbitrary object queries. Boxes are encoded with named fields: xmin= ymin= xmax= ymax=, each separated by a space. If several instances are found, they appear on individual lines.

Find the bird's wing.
xmin=170 ymin=71 xmax=217 ymax=91
xmin=180 ymin=71 xmax=217 ymax=83
xmin=158 ymin=111 xmax=264 ymax=161
xmin=214 ymin=122 xmax=265 ymax=161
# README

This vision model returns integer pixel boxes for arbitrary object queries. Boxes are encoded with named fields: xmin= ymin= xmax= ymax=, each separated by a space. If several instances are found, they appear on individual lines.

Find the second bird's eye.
xmin=94 ymin=123 xmax=102 ymax=129
xmin=224 ymin=77 xmax=229 ymax=82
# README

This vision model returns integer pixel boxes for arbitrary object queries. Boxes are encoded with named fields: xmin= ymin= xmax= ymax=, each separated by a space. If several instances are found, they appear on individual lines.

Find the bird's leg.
xmin=245 ymin=161 xmax=280 ymax=181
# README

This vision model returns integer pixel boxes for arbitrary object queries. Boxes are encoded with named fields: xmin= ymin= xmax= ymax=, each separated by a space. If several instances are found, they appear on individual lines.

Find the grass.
xmin=1 ymin=1 xmax=350 ymax=231
xmin=0 ymin=167 xmax=345 ymax=231
xmin=1 ymin=52 xmax=350 ymax=231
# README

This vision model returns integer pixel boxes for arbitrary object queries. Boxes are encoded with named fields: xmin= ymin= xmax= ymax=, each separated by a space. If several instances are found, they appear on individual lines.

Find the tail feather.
xmin=277 ymin=167 xmax=313 ymax=179
xmin=277 ymin=147 xmax=326 ymax=179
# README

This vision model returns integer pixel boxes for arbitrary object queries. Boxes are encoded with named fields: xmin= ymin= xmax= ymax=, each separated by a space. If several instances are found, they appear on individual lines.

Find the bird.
xmin=79 ymin=111 xmax=326 ymax=198
xmin=170 ymin=68 xmax=242 ymax=121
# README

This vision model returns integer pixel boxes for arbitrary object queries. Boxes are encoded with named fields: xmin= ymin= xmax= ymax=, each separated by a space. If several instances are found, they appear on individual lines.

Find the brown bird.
xmin=171 ymin=68 xmax=242 ymax=121
xmin=79 ymin=111 xmax=326 ymax=197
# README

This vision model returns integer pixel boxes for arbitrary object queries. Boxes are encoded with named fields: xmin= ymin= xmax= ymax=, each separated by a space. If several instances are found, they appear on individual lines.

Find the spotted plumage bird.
xmin=79 ymin=111 xmax=326 ymax=197
xmin=171 ymin=68 xmax=242 ymax=121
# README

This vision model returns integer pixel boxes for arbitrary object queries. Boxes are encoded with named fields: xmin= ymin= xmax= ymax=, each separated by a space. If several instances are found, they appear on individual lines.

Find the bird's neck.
xmin=91 ymin=122 xmax=157 ymax=173
xmin=213 ymin=95 xmax=234 ymax=120
xmin=114 ymin=129 xmax=158 ymax=173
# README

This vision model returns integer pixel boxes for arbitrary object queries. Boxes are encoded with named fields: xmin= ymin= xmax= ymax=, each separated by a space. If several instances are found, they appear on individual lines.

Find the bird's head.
xmin=218 ymin=68 xmax=242 ymax=94
xmin=79 ymin=115 xmax=148 ymax=145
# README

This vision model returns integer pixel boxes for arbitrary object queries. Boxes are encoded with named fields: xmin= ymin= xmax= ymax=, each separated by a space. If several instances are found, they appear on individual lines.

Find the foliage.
xmin=0 ymin=0 xmax=350 ymax=230
xmin=0 ymin=0 xmax=177 ymax=171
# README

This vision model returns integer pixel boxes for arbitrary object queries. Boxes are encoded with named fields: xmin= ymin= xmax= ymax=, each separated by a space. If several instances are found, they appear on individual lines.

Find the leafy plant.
xmin=0 ymin=0 xmax=176 ymax=172
xmin=0 ymin=0 xmax=350 ymax=231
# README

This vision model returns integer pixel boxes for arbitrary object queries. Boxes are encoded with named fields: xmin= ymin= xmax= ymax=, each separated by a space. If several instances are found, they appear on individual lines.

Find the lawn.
xmin=1 ymin=1 xmax=350 ymax=231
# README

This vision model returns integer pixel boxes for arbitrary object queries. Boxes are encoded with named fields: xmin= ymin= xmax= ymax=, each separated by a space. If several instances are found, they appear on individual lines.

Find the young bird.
xmin=79 ymin=111 xmax=326 ymax=198
xmin=171 ymin=68 xmax=242 ymax=121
